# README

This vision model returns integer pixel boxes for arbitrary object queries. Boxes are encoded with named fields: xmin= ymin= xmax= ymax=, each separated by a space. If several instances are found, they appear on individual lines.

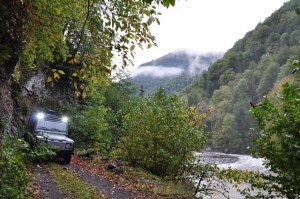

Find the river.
xmin=194 ymin=152 xmax=276 ymax=199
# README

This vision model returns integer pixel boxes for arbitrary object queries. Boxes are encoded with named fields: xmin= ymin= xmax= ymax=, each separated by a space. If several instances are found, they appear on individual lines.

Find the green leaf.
xmin=144 ymin=10 xmax=151 ymax=16
xmin=143 ymin=0 xmax=152 ymax=4
xmin=57 ymin=70 xmax=65 ymax=75
xmin=295 ymin=7 xmax=300 ymax=16
xmin=170 ymin=0 xmax=176 ymax=6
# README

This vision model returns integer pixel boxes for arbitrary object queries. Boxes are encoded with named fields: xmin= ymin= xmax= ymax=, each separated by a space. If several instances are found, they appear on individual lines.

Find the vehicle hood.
xmin=43 ymin=132 xmax=73 ymax=143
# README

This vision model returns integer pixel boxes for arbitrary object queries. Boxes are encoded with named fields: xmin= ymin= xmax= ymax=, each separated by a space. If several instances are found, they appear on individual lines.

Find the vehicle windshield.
xmin=36 ymin=120 xmax=67 ymax=134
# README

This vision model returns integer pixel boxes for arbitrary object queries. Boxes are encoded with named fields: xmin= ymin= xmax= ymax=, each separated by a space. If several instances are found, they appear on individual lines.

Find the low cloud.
xmin=131 ymin=66 xmax=184 ymax=78
xmin=172 ymin=48 xmax=223 ymax=57
xmin=131 ymin=49 xmax=224 ymax=78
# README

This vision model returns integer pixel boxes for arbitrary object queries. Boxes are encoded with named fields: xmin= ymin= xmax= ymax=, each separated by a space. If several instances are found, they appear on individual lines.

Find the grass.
xmin=48 ymin=162 xmax=106 ymax=199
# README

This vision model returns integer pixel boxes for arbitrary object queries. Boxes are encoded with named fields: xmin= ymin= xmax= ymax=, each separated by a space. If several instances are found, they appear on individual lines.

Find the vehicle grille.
xmin=47 ymin=140 xmax=65 ymax=150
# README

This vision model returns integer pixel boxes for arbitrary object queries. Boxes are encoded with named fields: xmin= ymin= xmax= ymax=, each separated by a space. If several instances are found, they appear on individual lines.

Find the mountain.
xmin=130 ymin=49 xmax=224 ymax=95
xmin=179 ymin=0 xmax=300 ymax=154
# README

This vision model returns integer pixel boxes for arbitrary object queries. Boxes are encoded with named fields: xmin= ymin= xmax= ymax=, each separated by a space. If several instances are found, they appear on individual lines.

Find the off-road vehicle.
xmin=25 ymin=110 xmax=74 ymax=164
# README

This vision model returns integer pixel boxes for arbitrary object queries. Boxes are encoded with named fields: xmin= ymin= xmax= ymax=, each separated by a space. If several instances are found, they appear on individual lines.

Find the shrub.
xmin=248 ymin=83 xmax=300 ymax=198
xmin=115 ymin=88 xmax=210 ymax=179
xmin=0 ymin=134 xmax=57 ymax=198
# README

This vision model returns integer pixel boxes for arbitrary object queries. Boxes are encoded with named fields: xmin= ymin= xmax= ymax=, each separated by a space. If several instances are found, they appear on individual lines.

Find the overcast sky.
xmin=129 ymin=0 xmax=289 ymax=68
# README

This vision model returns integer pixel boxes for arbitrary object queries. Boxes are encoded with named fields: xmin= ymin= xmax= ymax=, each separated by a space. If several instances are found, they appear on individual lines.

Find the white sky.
xmin=130 ymin=0 xmax=289 ymax=68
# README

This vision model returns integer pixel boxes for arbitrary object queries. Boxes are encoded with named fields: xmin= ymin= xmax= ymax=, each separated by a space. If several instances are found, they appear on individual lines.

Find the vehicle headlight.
xmin=65 ymin=143 xmax=72 ymax=149
xmin=37 ymin=113 xmax=44 ymax=119
xmin=62 ymin=116 xmax=68 ymax=123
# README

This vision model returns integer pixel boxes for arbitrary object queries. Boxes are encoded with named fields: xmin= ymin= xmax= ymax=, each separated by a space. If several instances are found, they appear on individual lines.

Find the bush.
xmin=115 ymin=88 xmax=210 ymax=179
xmin=249 ymin=83 xmax=300 ymax=198
xmin=0 ymin=134 xmax=57 ymax=198
xmin=0 ymin=135 xmax=29 ymax=198
xmin=67 ymin=85 xmax=110 ymax=152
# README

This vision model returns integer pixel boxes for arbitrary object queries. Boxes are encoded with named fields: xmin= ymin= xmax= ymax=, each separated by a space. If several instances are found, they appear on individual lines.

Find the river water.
xmin=194 ymin=152 xmax=276 ymax=199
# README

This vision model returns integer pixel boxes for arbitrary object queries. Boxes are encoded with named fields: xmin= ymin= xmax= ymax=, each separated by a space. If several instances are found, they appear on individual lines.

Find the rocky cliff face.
xmin=0 ymin=81 xmax=14 ymax=135
xmin=0 ymin=69 xmax=76 ymax=137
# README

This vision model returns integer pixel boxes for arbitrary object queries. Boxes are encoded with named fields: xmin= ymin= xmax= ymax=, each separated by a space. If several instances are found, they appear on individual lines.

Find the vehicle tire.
xmin=64 ymin=155 xmax=72 ymax=164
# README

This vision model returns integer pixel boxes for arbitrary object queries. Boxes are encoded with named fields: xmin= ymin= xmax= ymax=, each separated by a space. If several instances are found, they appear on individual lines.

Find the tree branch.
xmin=73 ymin=0 xmax=90 ymax=56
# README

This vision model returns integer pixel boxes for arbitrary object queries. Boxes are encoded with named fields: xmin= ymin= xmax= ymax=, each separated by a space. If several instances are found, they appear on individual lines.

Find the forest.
xmin=0 ymin=0 xmax=300 ymax=198
xmin=179 ymin=0 xmax=300 ymax=154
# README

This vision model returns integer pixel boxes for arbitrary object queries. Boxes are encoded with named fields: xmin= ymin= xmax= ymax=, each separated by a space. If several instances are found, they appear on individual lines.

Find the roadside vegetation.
xmin=1 ymin=0 xmax=300 ymax=199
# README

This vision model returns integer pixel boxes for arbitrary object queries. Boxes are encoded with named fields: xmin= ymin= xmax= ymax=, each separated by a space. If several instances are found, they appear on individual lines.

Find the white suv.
xmin=25 ymin=110 xmax=74 ymax=164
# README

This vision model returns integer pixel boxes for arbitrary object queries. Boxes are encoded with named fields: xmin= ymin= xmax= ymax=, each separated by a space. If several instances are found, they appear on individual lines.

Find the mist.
xmin=131 ymin=49 xmax=224 ymax=79
xmin=131 ymin=66 xmax=184 ymax=78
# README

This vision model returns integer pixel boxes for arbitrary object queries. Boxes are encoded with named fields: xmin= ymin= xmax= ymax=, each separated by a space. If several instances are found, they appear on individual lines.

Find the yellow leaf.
xmin=82 ymin=92 xmax=87 ymax=99
xmin=53 ymin=72 xmax=60 ymax=79
xmin=147 ymin=17 xmax=152 ymax=25
xmin=74 ymin=54 xmax=80 ymax=59
xmin=155 ymin=18 xmax=160 ymax=25
xmin=47 ymin=76 xmax=52 ymax=82
xmin=57 ymin=70 xmax=65 ymax=75
xmin=51 ymin=69 xmax=57 ymax=72
xmin=83 ymin=62 xmax=87 ymax=68
xmin=72 ymin=73 xmax=77 ymax=77
xmin=74 ymin=82 xmax=78 ymax=90
xmin=75 ymin=91 xmax=80 ymax=97
xmin=130 ymin=45 xmax=135 ymax=51
xmin=147 ymin=44 xmax=152 ymax=49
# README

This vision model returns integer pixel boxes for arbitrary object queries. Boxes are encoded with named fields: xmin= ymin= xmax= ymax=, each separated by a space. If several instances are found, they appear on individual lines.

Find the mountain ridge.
xmin=130 ymin=49 xmax=224 ymax=95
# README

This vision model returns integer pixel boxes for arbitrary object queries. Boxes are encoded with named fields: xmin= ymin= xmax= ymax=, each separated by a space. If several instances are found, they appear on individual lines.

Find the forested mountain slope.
xmin=130 ymin=49 xmax=224 ymax=95
xmin=179 ymin=0 xmax=300 ymax=154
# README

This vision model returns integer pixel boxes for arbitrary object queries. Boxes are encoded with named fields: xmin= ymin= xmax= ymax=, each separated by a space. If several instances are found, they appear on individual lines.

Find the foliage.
xmin=190 ymin=157 xmax=265 ymax=198
xmin=143 ymin=0 xmax=176 ymax=7
xmin=0 ymin=135 xmax=56 ymax=198
xmin=190 ymin=161 xmax=231 ymax=198
xmin=0 ymin=135 xmax=29 ymax=198
xmin=248 ymin=83 xmax=300 ymax=198
xmin=101 ymin=73 xmax=138 ymax=146
xmin=67 ymin=73 xmax=139 ymax=153
xmin=232 ymin=78 xmax=254 ymax=153
xmin=1 ymin=0 xmax=176 ymax=97
xmin=114 ymin=87 xmax=210 ymax=179
xmin=67 ymin=84 xmax=109 ymax=152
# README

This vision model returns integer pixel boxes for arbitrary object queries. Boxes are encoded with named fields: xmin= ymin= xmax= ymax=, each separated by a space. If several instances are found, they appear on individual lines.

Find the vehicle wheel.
xmin=64 ymin=155 xmax=72 ymax=164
